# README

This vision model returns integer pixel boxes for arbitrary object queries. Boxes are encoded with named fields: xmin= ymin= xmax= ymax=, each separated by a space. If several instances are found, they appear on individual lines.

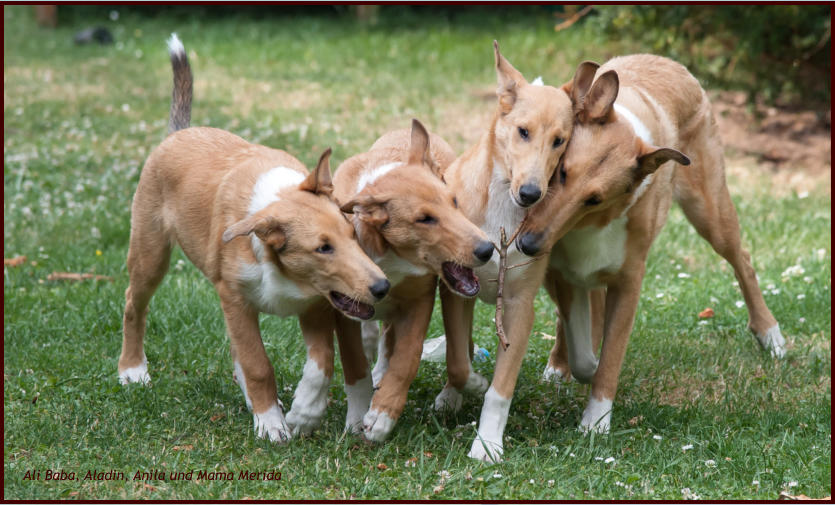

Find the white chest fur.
xmin=550 ymin=216 xmax=628 ymax=288
xmin=474 ymin=165 xmax=535 ymax=304
xmin=238 ymin=262 xmax=317 ymax=317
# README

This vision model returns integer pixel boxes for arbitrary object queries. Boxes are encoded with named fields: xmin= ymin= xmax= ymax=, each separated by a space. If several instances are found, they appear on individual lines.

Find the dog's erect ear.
xmin=562 ymin=61 xmax=600 ymax=110
xmin=579 ymin=70 xmax=619 ymax=123
xmin=299 ymin=148 xmax=333 ymax=196
xmin=222 ymin=214 xmax=287 ymax=251
xmin=408 ymin=118 xmax=440 ymax=177
xmin=635 ymin=139 xmax=691 ymax=178
xmin=494 ymin=40 xmax=526 ymax=114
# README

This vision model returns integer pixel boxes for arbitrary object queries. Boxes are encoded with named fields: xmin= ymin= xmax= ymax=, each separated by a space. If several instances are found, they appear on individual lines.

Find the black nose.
xmin=473 ymin=240 xmax=495 ymax=263
xmin=517 ymin=184 xmax=542 ymax=207
xmin=369 ymin=279 xmax=390 ymax=300
xmin=517 ymin=232 xmax=543 ymax=256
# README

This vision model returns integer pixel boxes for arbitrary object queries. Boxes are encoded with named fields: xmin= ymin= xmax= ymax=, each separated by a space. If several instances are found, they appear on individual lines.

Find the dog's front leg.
xmin=468 ymin=280 xmax=541 ymax=463
xmin=434 ymin=283 xmax=486 ymax=412
xmin=335 ymin=314 xmax=373 ymax=434
xmin=363 ymin=296 xmax=434 ymax=442
xmin=217 ymin=283 xmax=290 ymax=443
xmin=580 ymin=268 xmax=644 ymax=435
xmin=286 ymin=303 xmax=336 ymax=437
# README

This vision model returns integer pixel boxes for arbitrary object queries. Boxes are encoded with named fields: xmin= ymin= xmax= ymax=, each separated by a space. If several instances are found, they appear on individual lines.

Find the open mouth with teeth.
xmin=442 ymin=262 xmax=480 ymax=297
xmin=330 ymin=292 xmax=375 ymax=320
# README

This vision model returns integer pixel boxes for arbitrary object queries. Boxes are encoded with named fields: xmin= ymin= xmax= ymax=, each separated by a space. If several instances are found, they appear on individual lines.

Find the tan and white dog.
xmin=329 ymin=119 xmax=494 ymax=441
xmin=516 ymin=54 xmax=786 ymax=438
xmin=118 ymin=35 xmax=389 ymax=443
xmin=435 ymin=42 xmax=576 ymax=462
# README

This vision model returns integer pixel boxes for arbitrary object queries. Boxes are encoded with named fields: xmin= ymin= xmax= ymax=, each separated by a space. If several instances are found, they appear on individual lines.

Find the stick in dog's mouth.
xmin=441 ymin=262 xmax=480 ymax=297
xmin=329 ymin=291 xmax=375 ymax=320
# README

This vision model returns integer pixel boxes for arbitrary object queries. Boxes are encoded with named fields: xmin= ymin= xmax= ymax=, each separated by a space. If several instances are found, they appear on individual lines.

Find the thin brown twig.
xmin=554 ymin=5 xmax=594 ymax=32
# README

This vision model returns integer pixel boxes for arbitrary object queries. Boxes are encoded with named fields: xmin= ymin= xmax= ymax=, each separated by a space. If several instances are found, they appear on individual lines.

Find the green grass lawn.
xmin=4 ymin=5 xmax=831 ymax=500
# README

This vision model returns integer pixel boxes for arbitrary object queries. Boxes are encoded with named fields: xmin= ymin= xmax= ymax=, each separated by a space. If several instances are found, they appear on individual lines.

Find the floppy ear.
xmin=494 ymin=40 xmax=526 ymax=114
xmin=222 ymin=214 xmax=287 ymax=251
xmin=636 ymin=140 xmax=691 ymax=178
xmin=579 ymin=70 xmax=619 ymax=123
xmin=298 ymin=148 xmax=333 ymax=196
xmin=339 ymin=194 xmax=389 ymax=258
xmin=339 ymin=194 xmax=389 ymax=227
xmin=561 ymin=60 xmax=600 ymax=111
xmin=408 ymin=118 xmax=441 ymax=177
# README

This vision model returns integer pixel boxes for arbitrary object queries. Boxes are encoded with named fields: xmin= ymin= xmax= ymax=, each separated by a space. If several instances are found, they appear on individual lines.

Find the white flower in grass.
xmin=547 ymin=479 xmax=555 ymax=487
xmin=677 ymin=272 xmax=691 ymax=279
xmin=604 ymin=457 xmax=615 ymax=464
xmin=595 ymin=456 xmax=604 ymax=461
xmin=653 ymin=435 xmax=663 ymax=440
xmin=438 ymin=470 xmax=451 ymax=480
xmin=787 ymin=481 xmax=798 ymax=488
xmin=682 ymin=444 xmax=694 ymax=451
xmin=569 ymin=453 xmax=576 ymax=458
xmin=681 ymin=488 xmax=700 ymax=500
xmin=704 ymin=459 xmax=716 ymax=467
xmin=797 ymin=294 xmax=806 ymax=300
xmin=752 ymin=480 xmax=760 ymax=486
xmin=656 ymin=292 xmax=664 ymax=298
xmin=782 ymin=265 xmax=805 ymax=280
xmin=492 ymin=473 xmax=502 ymax=479
xmin=798 ymin=191 xmax=809 ymax=199
xmin=815 ymin=248 xmax=826 ymax=261
xmin=799 ymin=317 xmax=806 ymax=323
xmin=770 ymin=288 xmax=781 ymax=295
xmin=529 ymin=479 xmax=535 ymax=484
xmin=735 ymin=300 xmax=745 ymax=308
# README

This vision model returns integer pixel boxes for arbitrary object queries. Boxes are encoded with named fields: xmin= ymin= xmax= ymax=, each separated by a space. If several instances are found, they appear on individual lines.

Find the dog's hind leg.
xmin=674 ymin=133 xmax=784 ymax=357
xmin=119 ymin=203 xmax=172 ymax=385
xmin=542 ymin=274 xmax=605 ymax=385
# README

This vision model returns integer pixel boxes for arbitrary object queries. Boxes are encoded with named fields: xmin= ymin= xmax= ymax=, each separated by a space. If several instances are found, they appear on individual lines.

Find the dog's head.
xmin=340 ymin=120 xmax=493 ymax=298
xmin=516 ymin=63 xmax=690 ymax=257
xmin=223 ymin=149 xmax=389 ymax=320
xmin=491 ymin=41 xmax=574 ymax=209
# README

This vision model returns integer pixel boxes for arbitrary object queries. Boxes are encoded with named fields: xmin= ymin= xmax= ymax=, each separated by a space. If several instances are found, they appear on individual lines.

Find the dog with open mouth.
xmin=118 ymin=34 xmax=389 ymax=444
xmin=324 ymin=119 xmax=494 ymax=441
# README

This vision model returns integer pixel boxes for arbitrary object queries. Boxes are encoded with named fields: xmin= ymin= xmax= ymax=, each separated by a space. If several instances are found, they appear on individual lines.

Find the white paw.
xmin=463 ymin=371 xmax=489 ymax=394
xmin=362 ymin=408 xmax=396 ymax=442
xmin=579 ymin=396 xmax=612 ymax=435
xmin=541 ymin=365 xmax=565 ymax=384
xmin=756 ymin=324 xmax=786 ymax=358
xmin=285 ymin=359 xmax=329 ymax=437
xmin=285 ymin=408 xmax=321 ymax=437
xmin=118 ymin=359 xmax=150 ymax=385
xmin=433 ymin=386 xmax=463 ymax=412
xmin=253 ymin=403 xmax=292 ymax=443
xmin=344 ymin=375 xmax=373 ymax=433
xmin=468 ymin=435 xmax=503 ymax=463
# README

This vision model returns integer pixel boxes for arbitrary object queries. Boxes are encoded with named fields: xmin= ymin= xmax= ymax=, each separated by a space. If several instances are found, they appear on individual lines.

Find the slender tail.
xmin=167 ymin=33 xmax=192 ymax=134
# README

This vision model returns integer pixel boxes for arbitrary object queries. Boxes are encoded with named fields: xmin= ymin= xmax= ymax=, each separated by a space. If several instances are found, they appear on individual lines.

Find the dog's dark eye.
xmin=416 ymin=214 xmax=437 ymax=225
xmin=552 ymin=137 xmax=564 ymax=148
xmin=452 ymin=197 xmax=458 ymax=208
xmin=518 ymin=127 xmax=529 ymax=140
xmin=315 ymin=243 xmax=334 ymax=254
xmin=584 ymin=195 xmax=602 ymax=207
xmin=559 ymin=166 xmax=567 ymax=185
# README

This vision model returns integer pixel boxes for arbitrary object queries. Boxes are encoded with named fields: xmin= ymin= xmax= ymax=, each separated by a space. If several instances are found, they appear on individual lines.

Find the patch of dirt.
xmin=710 ymin=91 xmax=830 ymax=195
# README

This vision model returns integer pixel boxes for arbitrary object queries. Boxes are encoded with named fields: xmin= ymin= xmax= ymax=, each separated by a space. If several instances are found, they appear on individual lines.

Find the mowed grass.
xmin=4 ymin=5 xmax=831 ymax=500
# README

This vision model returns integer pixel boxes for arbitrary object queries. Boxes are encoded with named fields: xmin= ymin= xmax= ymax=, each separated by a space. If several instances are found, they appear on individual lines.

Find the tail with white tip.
xmin=167 ymin=33 xmax=192 ymax=134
